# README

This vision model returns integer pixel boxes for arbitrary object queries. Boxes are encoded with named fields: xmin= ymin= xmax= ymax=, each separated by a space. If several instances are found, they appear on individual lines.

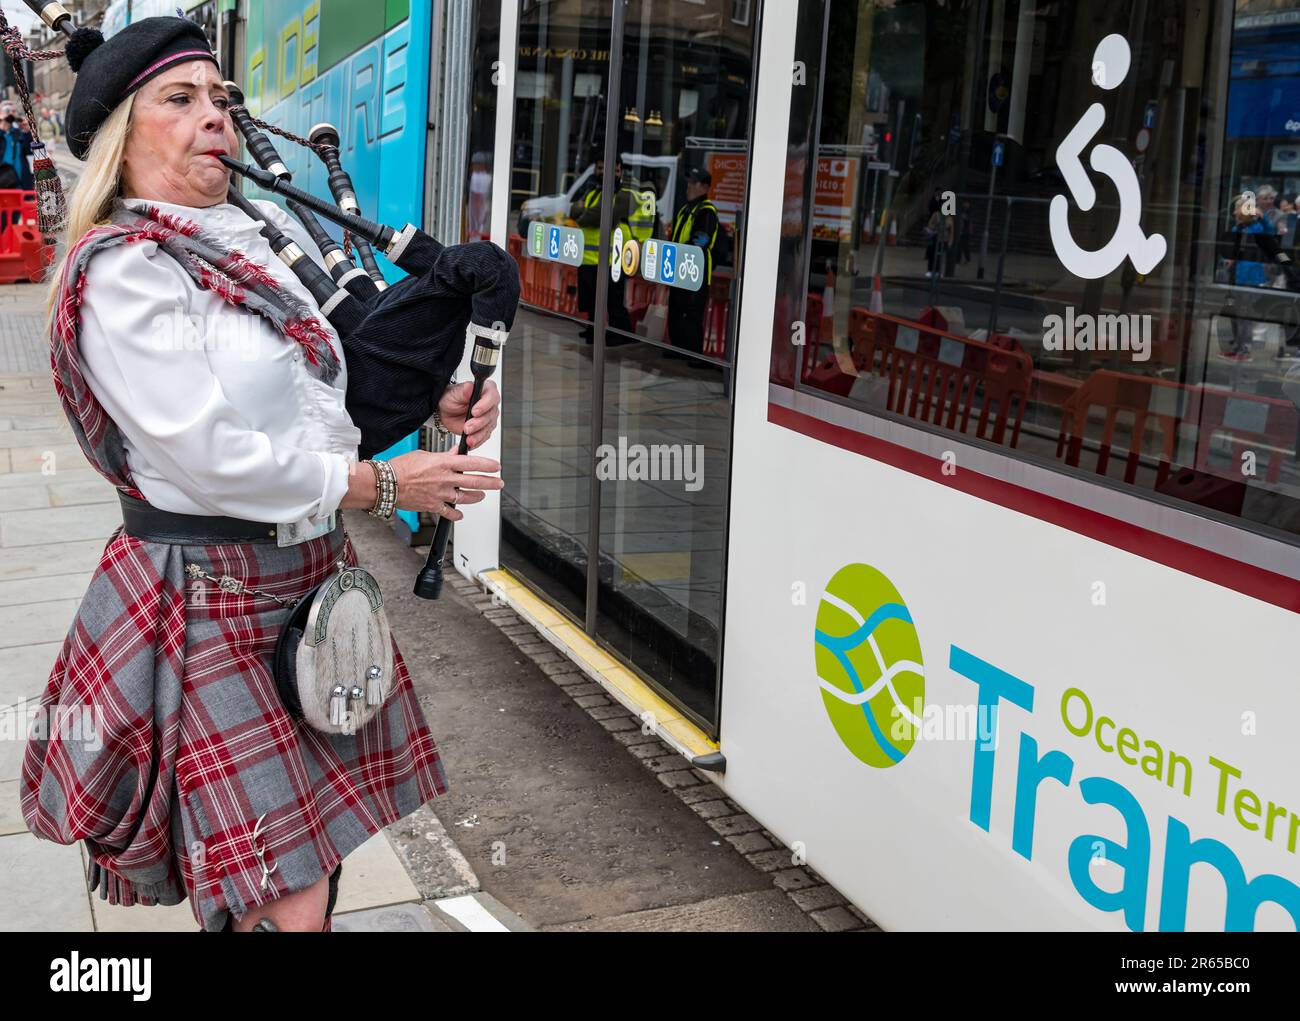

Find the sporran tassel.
xmin=366 ymin=663 xmax=384 ymax=706
xmin=329 ymin=684 xmax=347 ymax=727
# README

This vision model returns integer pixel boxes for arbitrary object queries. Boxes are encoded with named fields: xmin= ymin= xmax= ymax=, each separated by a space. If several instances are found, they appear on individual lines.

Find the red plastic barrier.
xmin=702 ymin=272 xmax=732 ymax=359
xmin=1055 ymin=370 xmax=1297 ymax=486
xmin=0 ymin=190 xmax=49 ymax=284
xmin=802 ymin=293 xmax=824 ymax=380
xmin=843 ymin=307 xmax=1032 ymax=447
xmin=510 ymin=232 xmax=583 ymax=317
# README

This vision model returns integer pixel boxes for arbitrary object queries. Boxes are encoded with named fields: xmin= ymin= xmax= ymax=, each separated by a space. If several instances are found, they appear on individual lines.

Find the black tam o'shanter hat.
xmin=65 ymin=15 xmax=219 ymax=161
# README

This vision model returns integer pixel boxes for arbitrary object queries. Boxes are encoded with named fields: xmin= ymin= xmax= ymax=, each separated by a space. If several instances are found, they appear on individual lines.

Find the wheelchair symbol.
xmin=548 ymin=227 xmax=560 ymax=260
xmin=1049 ymin=34 xmax=1166 ymax=280
xmin=661 ymin=243 xmax=676 ymax=283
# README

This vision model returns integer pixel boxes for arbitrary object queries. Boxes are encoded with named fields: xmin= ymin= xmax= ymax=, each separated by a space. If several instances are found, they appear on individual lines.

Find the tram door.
xmin=502 ymin=0 xmax=759 ymax=734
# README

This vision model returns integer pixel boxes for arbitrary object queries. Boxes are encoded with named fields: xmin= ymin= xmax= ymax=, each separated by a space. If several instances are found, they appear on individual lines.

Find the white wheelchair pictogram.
xmin=1049 ymin=34 xmax=1167 ymax=280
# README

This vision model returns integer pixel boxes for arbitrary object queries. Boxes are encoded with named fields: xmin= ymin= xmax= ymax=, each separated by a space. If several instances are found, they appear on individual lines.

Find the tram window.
xmin=508 ymin=0 xmax=755 ymax=364
xmin=772 ymin=0 xmax=1300 ymax=543
xmin=460 ymin=3 xmax=501 ymax=243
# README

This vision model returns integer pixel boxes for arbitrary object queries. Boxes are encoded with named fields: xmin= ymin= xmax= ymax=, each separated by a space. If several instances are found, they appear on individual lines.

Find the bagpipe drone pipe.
xmin=215 ymin=104 xmax=520 ymax=462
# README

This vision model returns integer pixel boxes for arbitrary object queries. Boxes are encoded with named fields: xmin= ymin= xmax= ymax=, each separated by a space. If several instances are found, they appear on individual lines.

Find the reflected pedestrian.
xmin=667 ymin=166 xmax=720 ymax=357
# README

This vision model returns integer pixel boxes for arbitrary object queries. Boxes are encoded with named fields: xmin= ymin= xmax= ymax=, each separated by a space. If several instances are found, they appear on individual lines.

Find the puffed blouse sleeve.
xmin=77 ymin=236 xmax=352 ymax=522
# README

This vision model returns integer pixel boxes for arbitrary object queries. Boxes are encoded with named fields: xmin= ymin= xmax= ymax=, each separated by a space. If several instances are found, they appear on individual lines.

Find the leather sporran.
xmin=273 ymin=564 xmax=394 ymax=734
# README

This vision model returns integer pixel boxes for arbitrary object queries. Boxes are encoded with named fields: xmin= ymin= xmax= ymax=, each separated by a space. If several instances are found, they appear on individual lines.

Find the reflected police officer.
xmin=572 ymin=152 xmax=634 ymax=342
xmin=668 ymin=167 xmax=720 ymax=357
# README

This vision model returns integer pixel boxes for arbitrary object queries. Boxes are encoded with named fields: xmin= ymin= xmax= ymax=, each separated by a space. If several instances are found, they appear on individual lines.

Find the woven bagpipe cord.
xmin=0 ymin=8 xmax=67 ymax=246
xmin=236 ymin=108 xmax=356 ymax=260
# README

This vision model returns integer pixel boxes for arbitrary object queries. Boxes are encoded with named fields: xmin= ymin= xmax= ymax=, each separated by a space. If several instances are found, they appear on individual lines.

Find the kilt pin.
xmin=19 ymin=211 xmax=450 ymax=932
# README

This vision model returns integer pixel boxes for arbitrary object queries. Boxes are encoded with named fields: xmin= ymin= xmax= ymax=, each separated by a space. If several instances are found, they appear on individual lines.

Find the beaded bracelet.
xmin=364 ymin=458 xmax=397 ymax=519
xmin=431 ymin=376 xmax=457 ymax=438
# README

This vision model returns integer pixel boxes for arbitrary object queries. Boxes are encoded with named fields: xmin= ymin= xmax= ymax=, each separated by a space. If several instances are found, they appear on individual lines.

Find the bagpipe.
xmin=18 ymin=0 xmax=521 ymax=600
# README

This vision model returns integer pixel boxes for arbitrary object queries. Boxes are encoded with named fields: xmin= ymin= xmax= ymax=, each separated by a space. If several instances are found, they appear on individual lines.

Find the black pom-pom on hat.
xmin=65 ymin=27 xmax=105 ymax=74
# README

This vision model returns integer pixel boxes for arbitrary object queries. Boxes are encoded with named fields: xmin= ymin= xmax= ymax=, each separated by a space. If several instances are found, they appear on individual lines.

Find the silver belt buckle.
xmin=277 ymin=511 xmax=337 ymax=547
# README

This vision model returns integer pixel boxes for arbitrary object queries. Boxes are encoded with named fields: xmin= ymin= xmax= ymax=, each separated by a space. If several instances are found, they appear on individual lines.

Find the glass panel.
xmin=462 ymin=2 xmax=502 ymax=243
xmin=504 ymin=0 xmax=748 ymax=729
xmin=595 ymin=343 xmax=732 ymax=727
xmin=771 ymin=0 xmax=829 ymax=386
xmin=773 ymin=0 xmax=1300 ymax=543
xmin=593 ymin=0 xmax=758 ymax=362
xmin=500 ymin=309 xmax=593 ymax=622
xmin=502 ymin=0 xmax=616 ymax=619
xmin=510 ymin=1 xmax=615 ymax=322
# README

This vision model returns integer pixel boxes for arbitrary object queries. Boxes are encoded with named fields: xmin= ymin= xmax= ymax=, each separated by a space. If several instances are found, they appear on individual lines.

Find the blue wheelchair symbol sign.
xmin=661 ymin=243 xmax=677 ymax=283
xmin=548 ymin=227 xmax=560 ymax=260
xmin=991 ymin=141 xmax=1004 ymax=167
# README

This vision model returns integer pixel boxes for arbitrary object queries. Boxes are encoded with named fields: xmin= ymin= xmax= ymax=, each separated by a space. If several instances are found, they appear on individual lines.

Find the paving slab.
xmin=0 ymin=832 xmax=94 ymax=932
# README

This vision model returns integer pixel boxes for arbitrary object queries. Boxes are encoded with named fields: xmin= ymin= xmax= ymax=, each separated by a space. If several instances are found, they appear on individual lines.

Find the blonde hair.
xmin=44 ymin=93 xmax=137 ymax=334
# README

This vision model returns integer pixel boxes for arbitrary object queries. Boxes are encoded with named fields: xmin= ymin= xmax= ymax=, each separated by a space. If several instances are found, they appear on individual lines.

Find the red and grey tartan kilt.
xmin=19 ymin=515 xmax=449 ymax=932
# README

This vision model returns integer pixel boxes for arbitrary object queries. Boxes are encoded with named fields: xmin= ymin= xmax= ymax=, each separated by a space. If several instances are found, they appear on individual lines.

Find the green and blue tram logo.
xmin=814 ymin=563 xmax=925 ymax=768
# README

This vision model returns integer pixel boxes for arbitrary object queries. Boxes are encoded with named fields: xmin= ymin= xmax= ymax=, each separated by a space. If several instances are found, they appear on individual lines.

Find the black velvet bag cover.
xmin=343 ymin=238 xmax=520 ymax=459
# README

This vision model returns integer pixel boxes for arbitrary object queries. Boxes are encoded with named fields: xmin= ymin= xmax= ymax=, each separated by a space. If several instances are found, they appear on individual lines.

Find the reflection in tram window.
xmin=771 ymin=0 xmax=1300 ymax=542
xmin=573 ymin=154 xmax=635 ymax=341
xmin=459 ymin=3 xmax=502 ymax=243
xmin=508 ymin=0 xmax=754 ymax=365
xmin=501 ymin=309 xmax=595 ymax=624
xmin=502 ymin=0 xmax=756 ymax=729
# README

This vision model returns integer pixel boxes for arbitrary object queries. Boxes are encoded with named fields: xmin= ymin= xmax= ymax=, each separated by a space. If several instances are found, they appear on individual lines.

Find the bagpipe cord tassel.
xmin=0 ymin=10 xmax=69 ymax=247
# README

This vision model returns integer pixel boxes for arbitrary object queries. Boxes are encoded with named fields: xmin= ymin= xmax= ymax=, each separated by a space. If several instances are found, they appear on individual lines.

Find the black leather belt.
xmin=119 ymin=491 xmax=285 ymax=544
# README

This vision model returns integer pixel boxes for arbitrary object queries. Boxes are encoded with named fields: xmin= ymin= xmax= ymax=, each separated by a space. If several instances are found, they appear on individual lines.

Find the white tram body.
xmin=449 ymin=0 xmax=1300 ymax=931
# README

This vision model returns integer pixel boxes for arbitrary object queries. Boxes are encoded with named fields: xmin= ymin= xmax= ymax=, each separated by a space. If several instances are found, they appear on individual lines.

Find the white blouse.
xmin=78 ymin=195 xmax=362 ymax=531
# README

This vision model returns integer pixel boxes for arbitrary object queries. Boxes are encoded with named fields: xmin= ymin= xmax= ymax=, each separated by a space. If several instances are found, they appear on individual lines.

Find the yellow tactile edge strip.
xmin=480 ymin=568 xmax=720 ymax=762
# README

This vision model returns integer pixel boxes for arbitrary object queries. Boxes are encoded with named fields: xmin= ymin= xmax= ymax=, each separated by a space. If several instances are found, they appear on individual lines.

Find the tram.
xmin=222 ymin=0 xmax=1300 ymax=930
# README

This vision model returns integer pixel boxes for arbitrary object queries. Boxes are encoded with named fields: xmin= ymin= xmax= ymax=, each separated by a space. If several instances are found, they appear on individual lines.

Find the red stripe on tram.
xmin=769 ymin=401 xmax=1300 ymax=616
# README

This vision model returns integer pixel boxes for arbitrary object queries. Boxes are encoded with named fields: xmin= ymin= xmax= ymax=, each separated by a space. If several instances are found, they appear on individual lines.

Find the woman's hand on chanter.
xmin=435 ymin=380 xmax=500 ymax=449
xmin=389 ymin=449 xmax=503 ymax=521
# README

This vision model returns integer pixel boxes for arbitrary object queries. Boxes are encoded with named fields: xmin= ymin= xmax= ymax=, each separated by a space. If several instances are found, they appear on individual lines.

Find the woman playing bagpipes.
xmin=17 ymin=14 xmax=507 ymax=932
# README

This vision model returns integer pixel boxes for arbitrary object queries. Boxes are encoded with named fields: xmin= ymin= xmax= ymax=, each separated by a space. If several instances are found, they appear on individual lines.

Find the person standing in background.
xmin=465 ymin=150 xmax=491 ymax=241
xmin=667 ymin=166 xmax=720 ymax=357
xmin=572 ymin=151 xmax=634 ymax=342
xmin=2 ymin=111 xmax=34 ymax=191
xmin=955 ymin=201 xmax=974 ymax=266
